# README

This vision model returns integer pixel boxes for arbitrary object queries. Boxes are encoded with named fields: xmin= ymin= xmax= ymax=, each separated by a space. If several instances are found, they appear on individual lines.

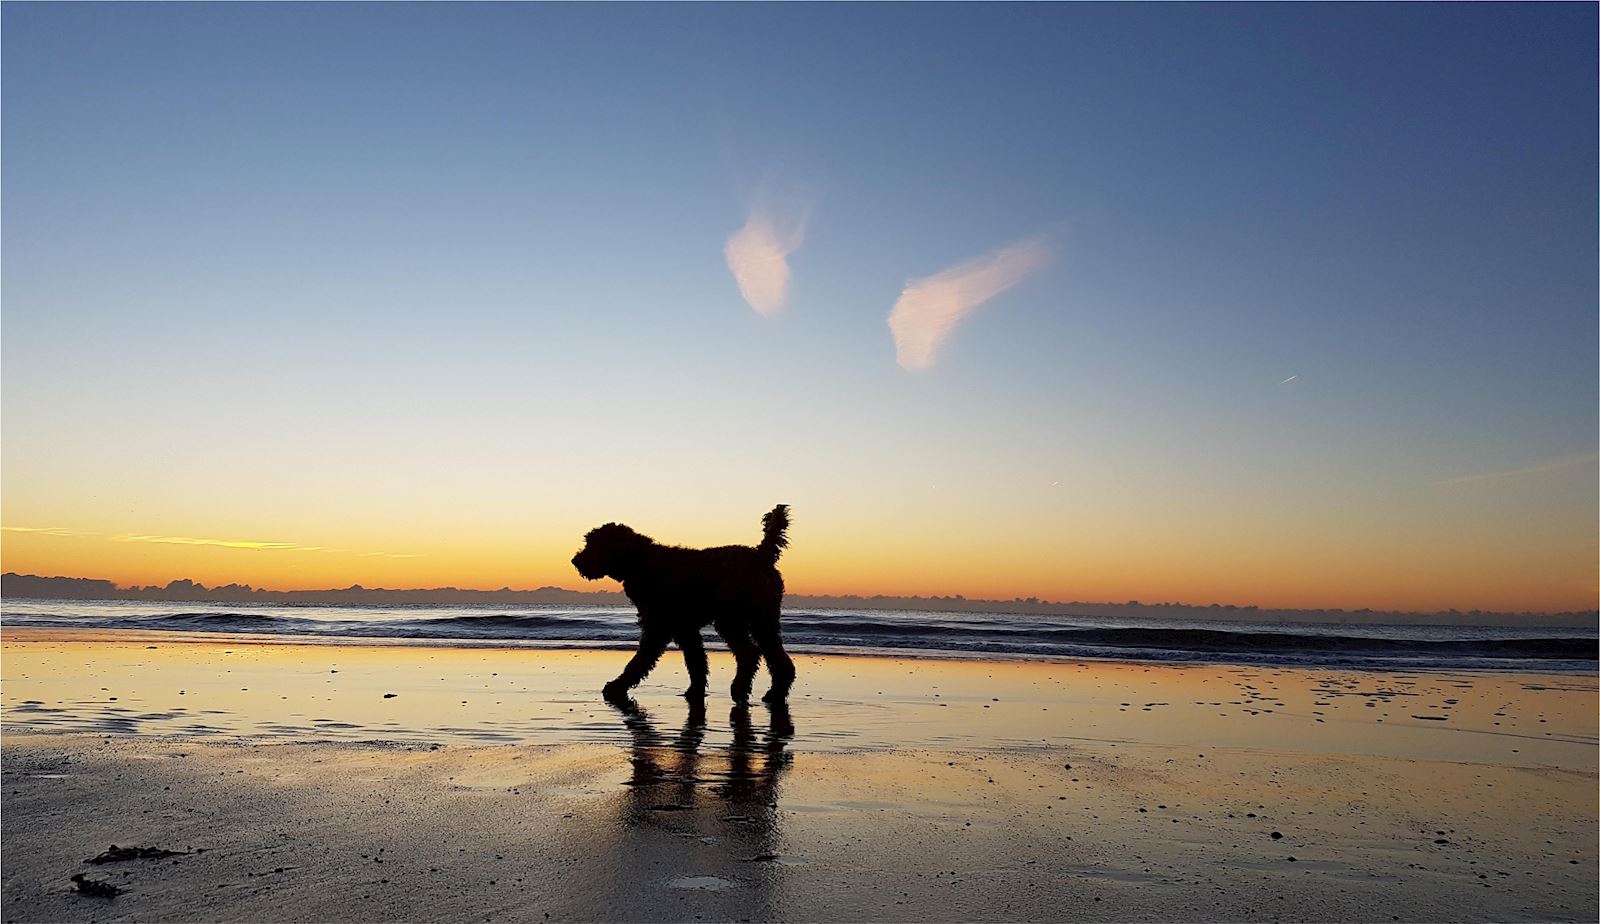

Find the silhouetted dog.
xmin=571 ymin=505 xmax=795 ymax=704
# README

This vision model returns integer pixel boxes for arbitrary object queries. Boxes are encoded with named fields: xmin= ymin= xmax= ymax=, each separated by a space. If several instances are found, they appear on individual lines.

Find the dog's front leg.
xmin=675 ymin=630 xmax=708 ymax=699
xmin=604 ymin=627 xmax=671 ymax=701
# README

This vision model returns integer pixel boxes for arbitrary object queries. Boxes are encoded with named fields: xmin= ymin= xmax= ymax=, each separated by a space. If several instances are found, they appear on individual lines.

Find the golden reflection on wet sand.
xmin=3 ymin=628 xmax=1593 ymax=771
xmin=1 ymin=628 xmax=1595 ymax=921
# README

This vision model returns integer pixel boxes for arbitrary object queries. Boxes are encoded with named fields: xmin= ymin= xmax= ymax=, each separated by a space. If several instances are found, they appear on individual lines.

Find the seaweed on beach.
xmin=87 ymin=844 xmax=190 ymax=863
xmin=70 ymin=874 xmax=123 ymax=897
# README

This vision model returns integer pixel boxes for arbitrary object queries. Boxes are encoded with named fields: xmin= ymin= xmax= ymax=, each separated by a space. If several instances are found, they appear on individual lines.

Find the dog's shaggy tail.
xmin=758 ymin=504 xmax=790 ymax=563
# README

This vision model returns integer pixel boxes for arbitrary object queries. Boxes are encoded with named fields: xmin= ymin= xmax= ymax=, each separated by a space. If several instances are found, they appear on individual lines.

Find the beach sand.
xmin=3 ymin=627 xmax=1595 ymax=922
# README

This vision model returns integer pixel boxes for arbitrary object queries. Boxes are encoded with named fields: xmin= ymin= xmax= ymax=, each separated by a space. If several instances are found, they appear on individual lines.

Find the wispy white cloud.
xmin=725 ymin=206 xmax=806 ymax=317
xmin=1436 ymin=453 xmax=1599 ymax=486
xmin=888 ymin=235 xmax=1051 ymax=370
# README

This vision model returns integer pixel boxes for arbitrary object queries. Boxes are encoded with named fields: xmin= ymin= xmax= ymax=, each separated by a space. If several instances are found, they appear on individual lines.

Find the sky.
xmin=3 ymin=4 xmax=1596 ymax=613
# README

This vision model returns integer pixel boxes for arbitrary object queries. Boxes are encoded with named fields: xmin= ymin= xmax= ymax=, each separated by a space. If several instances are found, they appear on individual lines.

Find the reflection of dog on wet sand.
xmin=571 ymin=505 xmax=796 ymax=703
xmin=612 ymin=698 xmax=793 ymax=823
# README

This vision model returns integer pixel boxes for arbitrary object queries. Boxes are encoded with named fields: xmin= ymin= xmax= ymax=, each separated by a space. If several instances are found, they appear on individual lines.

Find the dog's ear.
xmin=587 ymin=523 xmax=649 ymax=580
xmin=609 ymin=526 xmax=649 ymax=576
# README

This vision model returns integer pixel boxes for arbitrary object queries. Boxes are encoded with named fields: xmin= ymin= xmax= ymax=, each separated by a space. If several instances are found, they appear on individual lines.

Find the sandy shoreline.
xmin=3 ymin=628 xmax=1596 ymax=922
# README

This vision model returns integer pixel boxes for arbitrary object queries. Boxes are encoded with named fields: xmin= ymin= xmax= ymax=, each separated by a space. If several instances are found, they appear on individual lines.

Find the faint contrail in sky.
xmin=5 ymin=525 xmax=417 ymax=557
xmin=888 ymin=234 xmax=1050 ymax=370
xmin=1435 ymin=452 xmax=1599 ymax=486
xmin=725 ymin=206 xmax=806 ymax=316
xmin=1278 ymin=375 xmax=1298 ymax=385
xmin=0 ymin=526 xmax=91 ymax=536
xmin=109 ymin=533 xmax=420 ymax=557
xmin=114 ymin=534 xmax=314 ymax=551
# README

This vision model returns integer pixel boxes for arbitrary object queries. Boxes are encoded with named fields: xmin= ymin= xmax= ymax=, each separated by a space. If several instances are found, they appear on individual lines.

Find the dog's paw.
xmin=602 ymin=681 xmax=628 ymax=701
xmin=681 ymin=686 xmax=706 ymax=700
xmin=761 ymin=688 xmax=789 ymax=704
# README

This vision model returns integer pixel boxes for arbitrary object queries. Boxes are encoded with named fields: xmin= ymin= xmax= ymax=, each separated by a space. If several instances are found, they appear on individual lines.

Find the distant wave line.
xmin=3 ymin=604 xmax=1592 ymax=671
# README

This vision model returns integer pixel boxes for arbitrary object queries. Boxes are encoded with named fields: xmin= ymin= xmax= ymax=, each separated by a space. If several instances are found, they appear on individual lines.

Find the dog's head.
xmin=571 ymin=522 xmax=650 ymax=581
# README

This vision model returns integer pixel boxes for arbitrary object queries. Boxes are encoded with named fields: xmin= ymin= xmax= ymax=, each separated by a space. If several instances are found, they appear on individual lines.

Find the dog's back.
xmin=628 ymin=542 xmax=783 ymax=616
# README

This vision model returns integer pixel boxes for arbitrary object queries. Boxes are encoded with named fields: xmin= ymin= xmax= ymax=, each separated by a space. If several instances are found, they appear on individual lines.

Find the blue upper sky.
xmin=3 ymin=4 xmax=1595 ymax=610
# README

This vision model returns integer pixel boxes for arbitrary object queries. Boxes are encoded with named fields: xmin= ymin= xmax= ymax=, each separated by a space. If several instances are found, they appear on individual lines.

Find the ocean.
xmin=3 ymin=598 xmax=1594 ymax=672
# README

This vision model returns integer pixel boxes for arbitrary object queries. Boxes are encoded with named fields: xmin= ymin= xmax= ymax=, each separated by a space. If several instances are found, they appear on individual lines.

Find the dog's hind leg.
xmin=604 ymin=627 xmax=671 ymax=701
xmin=752 ymin=619 xmax=796 ymax=703
xmin=716 ymin=621 xmax=762 ymax=705
xmin=675 ymin=629 xmax=709 ymax=699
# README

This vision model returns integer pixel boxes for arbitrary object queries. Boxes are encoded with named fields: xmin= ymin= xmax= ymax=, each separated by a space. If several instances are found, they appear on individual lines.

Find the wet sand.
xmin=3 ymin=627 xmax=1595 ymax=922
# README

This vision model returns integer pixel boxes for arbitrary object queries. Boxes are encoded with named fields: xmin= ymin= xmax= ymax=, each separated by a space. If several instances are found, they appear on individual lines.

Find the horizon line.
xmin=3 ymin=570 xmax=1594 ymax=619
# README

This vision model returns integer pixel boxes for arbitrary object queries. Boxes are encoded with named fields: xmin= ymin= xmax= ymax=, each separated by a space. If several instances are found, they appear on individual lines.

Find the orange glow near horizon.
xmin=3 ymin=511 xmax=1595 ymax=614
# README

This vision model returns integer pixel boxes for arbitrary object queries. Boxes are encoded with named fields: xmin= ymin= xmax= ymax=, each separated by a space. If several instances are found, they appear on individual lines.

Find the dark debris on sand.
xmin=87 ymin=844 xmax=191 ymax=864
xmin=70 ymin=874 xmax=124 ymax=898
